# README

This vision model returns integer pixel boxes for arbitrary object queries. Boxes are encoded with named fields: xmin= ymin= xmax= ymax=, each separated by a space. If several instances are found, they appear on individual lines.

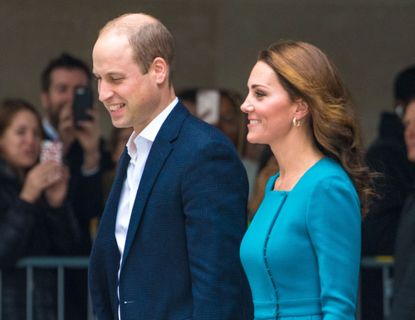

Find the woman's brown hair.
xmin=0 ymin=98 xmax=42 ymax=138
xmin=258 ymin=40 xmax=374 ymax=216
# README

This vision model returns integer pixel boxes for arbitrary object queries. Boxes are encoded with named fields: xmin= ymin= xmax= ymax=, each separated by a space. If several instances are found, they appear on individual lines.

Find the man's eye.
xmin=54 ymin=86 xmax=67 ymax=94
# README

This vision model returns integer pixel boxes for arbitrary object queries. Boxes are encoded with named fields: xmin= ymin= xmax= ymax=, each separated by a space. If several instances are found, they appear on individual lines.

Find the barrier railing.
xmin=0 ymin=255 xmax=396 ymax=320
xmin=0 ymin=256 xmax=93 ymax=320
xmin=360 ymin=255 xmax=394 ymax=319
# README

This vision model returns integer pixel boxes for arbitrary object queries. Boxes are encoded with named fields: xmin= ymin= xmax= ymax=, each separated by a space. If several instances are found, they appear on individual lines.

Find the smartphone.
xmin=73 ymin=86 xmax=94 ymax=125
xmin=40 ymin=140 xmax=63 ymax=163
xmin=196 ymin=89 xmax=220 ymax=125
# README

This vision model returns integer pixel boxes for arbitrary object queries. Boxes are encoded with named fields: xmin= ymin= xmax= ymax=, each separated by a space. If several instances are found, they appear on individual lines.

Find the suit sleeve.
xmin=306 ymin=176 xmax=361 ymax=320
xmin=182 ymin=139 xmax=253 ymax=319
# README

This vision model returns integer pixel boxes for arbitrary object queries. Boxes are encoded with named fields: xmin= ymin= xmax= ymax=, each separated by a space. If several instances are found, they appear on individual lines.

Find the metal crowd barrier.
xmin=0 ymin=256 xmax=93 ymax=320
xmin=360 ymin=255 xmax=394 ymax=319
xmin=0 ymin=255 xmax=395 ymax=320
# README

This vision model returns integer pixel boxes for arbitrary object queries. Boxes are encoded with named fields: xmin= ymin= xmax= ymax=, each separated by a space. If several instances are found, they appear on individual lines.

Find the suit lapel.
xmin=95 ymin=149 xmax=130 ymax=298
xmin=120 ymin=102 xmax=189 ymax=269
xmin=104 ymin=149 xmax=130 ymax=221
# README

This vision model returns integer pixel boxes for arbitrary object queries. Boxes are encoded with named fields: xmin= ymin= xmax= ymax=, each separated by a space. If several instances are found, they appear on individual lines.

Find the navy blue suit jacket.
xmin=89 ymin=102 xmax=253 ymax=320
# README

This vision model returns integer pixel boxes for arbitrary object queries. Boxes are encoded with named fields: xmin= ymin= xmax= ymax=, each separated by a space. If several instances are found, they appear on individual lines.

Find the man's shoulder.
xmin=163 ymin=103 xmax=238 ymax=156
xmin=181 ymin=114 xmax=229 ymax=144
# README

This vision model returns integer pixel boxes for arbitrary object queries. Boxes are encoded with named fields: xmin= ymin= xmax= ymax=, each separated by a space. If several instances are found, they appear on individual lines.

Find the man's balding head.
xmin=96 ymin=13 xmax=174 ymax=78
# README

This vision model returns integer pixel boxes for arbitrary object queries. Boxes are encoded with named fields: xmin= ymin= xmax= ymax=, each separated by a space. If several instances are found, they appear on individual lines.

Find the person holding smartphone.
xmin=40 ymin=53 xmax=112 ymax=251
xmin=0 ymin=98 xmax=80 ymax=320
xmin=40 ymin=53 xmax=112 ymax=320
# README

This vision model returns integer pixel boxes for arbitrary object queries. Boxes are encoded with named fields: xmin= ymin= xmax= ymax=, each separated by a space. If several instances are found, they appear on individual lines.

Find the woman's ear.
xmin=151 ymin=57 xmax=168 ymax=85
xmin=294 ymin=99 xmax=309 ymax=121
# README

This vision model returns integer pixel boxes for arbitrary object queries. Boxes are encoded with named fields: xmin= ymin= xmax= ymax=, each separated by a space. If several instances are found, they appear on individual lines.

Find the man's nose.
xmin=98 ymin=81 xmax=114 ymax=102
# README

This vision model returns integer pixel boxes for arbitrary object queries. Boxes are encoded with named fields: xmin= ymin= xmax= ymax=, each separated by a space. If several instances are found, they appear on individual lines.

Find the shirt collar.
xmin=126 ymin=97 xmax=178 ymax=159
xmin=42 ymin=119 xmax=59 ymax=141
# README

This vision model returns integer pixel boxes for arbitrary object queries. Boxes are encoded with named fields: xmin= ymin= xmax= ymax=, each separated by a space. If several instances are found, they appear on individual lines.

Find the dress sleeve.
xmin=306 ymin=176 xmax=361 ymax=320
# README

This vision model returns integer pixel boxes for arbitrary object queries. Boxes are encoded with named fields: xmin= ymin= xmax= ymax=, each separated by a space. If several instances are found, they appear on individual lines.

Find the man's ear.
xmin=294 ymin=98 xmax=309 ymax=121
xmin=151 ymin=57 xmax=168 ymax=85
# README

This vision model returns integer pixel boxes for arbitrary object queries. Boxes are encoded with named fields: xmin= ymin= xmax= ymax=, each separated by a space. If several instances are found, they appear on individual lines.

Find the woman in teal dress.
xmin=239 ymin=40 xmax=374 ymax=319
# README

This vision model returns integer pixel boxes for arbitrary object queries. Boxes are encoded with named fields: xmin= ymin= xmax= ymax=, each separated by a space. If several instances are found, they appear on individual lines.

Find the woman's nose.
xmin=240 ymin=99 xmax=254 ymax=113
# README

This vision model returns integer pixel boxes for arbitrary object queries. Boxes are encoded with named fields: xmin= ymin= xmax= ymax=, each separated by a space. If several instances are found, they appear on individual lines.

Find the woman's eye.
xmin=16 ymin=128 xmax=26 ymax=136
xmin=255 ymin=91 xmax=265 ymax=98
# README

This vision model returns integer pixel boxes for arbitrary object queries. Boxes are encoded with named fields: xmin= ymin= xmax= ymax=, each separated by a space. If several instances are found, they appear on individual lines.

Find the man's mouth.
xmin=108 ymin=103 xmax=125 ymax=112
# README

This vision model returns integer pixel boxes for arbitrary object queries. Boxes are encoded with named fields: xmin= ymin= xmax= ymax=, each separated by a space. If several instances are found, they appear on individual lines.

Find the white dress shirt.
xmin=115 ymin=97 xmax=178 ymax=318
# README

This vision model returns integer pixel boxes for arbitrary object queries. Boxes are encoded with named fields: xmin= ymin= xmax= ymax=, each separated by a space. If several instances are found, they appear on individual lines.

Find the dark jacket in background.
xmin=0 ymin=159 xmax=80 ymax=320
xmin=389 ymin=188 xmax=415 ymax=319
xmin=363 ymin=112 xmax=415 ymax=255
xmin=361 ymin=112 xmax=415 ymax=320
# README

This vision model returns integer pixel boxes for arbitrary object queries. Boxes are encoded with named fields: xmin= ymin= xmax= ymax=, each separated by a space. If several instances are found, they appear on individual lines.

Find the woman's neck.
xmin=270 ymin=132 xmax=323 ymax=191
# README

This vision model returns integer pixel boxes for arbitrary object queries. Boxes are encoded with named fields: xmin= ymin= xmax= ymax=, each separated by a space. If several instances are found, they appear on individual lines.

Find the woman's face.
xmin=0 ymin=110 xmax=42 ymax=169
xmin=240 ymin=61 xmax=296 ymax=145
xmin=403 ymin=100 xmax=415 ymax=162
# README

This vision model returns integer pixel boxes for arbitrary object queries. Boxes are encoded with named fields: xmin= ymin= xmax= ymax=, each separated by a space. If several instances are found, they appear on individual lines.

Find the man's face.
xmin=404 ymin=101 xmax=415 ymax=162
xmin=41 ymin=68 xmax=89 ymax=129
xmin=92 ymin=31 xmax=162 ymax=133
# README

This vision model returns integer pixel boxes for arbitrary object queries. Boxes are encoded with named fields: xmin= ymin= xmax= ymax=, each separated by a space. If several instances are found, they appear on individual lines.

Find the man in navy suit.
xmin=89 ymin=13 xmax=252 ymax=320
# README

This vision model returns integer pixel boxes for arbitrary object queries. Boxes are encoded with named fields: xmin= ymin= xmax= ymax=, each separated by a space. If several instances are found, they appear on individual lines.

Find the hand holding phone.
xmin=73 ymin=86 xmax=94 ymax=125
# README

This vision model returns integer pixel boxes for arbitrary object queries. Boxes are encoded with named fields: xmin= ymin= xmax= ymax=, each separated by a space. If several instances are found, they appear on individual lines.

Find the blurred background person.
xmin=40 ymin=52 xmax=112 ymax=319
xmin=389 ymin=97 xmax=415 ymax=319
xmin=0 ymin=98 xmax=80 ymax=320
xmin=178 ymin=88 xmax=244 ymax=150
xmin=361 ymin=65 xmax=415 ymax=319
xmin=239 ymin=40 xmax=374 ymax=319
xmin=40 ymin=52 xmax=111 ymax=252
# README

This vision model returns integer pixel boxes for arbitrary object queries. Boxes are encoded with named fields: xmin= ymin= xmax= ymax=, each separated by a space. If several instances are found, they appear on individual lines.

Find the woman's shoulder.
xmin=295 ymin=157 xmax=357 ymax=201
xmin=306 ymin=157 xmax=351 ymax=184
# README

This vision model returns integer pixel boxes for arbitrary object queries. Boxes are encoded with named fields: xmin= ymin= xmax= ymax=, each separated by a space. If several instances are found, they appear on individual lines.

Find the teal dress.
xmin=240 ymin=157 xmax=361 ymax=319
